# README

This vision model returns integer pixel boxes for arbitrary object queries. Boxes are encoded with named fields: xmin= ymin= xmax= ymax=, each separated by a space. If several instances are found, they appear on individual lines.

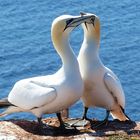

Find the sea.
xmin=0 ymin=0 xmax=140 ymax=121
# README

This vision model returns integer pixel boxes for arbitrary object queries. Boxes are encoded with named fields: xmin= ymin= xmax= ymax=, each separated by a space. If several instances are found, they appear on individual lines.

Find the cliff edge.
xmin=0 ymin=118 xmax=140 ymax=140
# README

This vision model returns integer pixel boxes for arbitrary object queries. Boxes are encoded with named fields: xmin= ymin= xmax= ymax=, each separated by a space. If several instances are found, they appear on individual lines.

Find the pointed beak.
xmin=80 ymin=12 xmax=88 ymax=30
xmin=80 ymin=12 xmax=96 ymax=30
xmin=64 ymin=15 xmax=95 ymax=31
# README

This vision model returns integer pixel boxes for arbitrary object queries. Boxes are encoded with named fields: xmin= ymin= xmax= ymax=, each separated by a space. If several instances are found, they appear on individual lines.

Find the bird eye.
xmin=66 ymin=18 xmax=74 ymax=25
xmin=90 ymin=17 xmax=95 ymax=27
xmin=91 ymin=17 xmax=95 ymax=23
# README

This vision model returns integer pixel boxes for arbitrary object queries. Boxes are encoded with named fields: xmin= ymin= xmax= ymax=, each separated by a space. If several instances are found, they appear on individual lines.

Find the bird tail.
xmin=0 ymin=98 xmax=12 ymax=108
xmin=110 ymin=106 xmax=130 ymax=121
xmin=0 ymin=98 xmax=23 ymax=117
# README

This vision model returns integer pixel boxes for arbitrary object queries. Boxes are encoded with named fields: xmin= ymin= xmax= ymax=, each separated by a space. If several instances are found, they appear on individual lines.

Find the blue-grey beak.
xmin=63 ymin=14 xmax=95 ymax=31
xmin=80 ymin=12 xmax=96 ymax=30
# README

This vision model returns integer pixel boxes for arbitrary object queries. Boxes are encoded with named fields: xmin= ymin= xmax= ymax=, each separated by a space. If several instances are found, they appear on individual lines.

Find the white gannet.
xmin=78 ymin=12 xmax=130 ymax=124
xmin=0 ymin=14 xmax=94 ymax=129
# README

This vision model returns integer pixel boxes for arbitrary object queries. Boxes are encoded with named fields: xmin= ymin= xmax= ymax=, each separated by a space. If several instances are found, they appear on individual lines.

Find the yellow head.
xmin=80 ymin=12 xmax=100 ymax=45
xmin=51 ymin=14 xmax=95 ymax=47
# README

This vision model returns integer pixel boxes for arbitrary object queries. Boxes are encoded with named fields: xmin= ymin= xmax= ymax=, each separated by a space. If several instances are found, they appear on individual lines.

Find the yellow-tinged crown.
xmin=81 ymin=13 xmax=100 ymax=45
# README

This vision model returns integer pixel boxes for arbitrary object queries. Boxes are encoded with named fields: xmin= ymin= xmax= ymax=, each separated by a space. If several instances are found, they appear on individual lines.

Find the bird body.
xmin=78 ymin=13 xmax=129 ymax=121
xmin=0 ymin=14 xmax=94 ymax=123
xmin=8 ymin=67 xmax=83 ymax=117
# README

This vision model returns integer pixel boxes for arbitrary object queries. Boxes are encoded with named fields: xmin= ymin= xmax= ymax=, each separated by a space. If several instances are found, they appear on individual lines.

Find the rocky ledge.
xmin=0 ymin=118 xmax=140 ymax=140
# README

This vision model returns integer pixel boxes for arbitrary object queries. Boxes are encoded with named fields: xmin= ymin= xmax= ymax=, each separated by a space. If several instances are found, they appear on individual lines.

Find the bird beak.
xmin=63 ymin=14 xmax=95 ymax=31
xmin=80 ymin=12 xmax=88 ymax=30
xmin=80 ymin=12 xmax=96 ymax=30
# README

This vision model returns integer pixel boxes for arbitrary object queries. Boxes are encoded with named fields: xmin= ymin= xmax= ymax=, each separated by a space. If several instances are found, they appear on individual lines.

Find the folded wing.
xmin=104 ymin=73 xmax=125 ymax=108
xmin=8 ymin=80 xmax=57 ymax=110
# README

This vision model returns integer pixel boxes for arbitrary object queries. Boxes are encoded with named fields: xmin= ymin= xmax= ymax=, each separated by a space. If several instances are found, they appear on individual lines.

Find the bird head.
xmin=80 ymin=12 xmax=100 ymax=44
xmin=51 ymin=14 xmax=95 ymax=46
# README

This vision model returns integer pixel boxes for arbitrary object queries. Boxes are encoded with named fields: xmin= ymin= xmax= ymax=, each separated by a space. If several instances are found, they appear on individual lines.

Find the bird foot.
xmin=114 ymin=119 xmax=134 ymax=125
xmin=65 ymin=118 xmax=90 ymax=127
xmin=124 ymin=120 xmax=134 ymax=124
xmin=82 ymin=116 xmax=92 ymax=121
xmin=58 ymin=122 xmax=69 ymax=129
xmin=37 ymin=122 xmax=53 ymax=135
xmin=92 ymin=119 xmax=109 ymax=129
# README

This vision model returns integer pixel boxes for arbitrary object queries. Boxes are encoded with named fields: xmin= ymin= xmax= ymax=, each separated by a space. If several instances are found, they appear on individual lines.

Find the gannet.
xmin=78 ymin=12 xmax=130 ymax=124
xmin=0 ymin=14 xmax=94 ymax=129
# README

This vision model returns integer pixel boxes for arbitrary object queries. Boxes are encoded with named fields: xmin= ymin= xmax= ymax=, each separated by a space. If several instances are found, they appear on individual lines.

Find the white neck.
xmin=78 ymin=36 xmax=103 ymax=68
xmin=57 ymin=37 xmax=77 ymax=66
xmin=52 ymin=32 xmax=79 ymax=72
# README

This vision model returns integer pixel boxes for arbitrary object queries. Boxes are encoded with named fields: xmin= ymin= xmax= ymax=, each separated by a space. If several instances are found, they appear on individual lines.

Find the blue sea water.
xmin=0 ymin=0 xmax=140 ymax=121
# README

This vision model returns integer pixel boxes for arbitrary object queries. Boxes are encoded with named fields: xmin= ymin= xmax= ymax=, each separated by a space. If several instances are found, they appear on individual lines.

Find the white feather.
xmin=78 ymin=13 xmax=128 ymax=121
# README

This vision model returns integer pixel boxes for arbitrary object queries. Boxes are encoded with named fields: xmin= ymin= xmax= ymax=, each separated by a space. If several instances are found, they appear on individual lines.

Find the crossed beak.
xmin=64 ymin=14 xmax=95 ymax=31
xmin=80 ymin=12 xmax=96 ymax=30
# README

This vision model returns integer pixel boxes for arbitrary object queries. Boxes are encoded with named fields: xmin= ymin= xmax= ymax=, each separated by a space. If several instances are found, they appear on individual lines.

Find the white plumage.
xmin=0 ymin=14 xmax=95 ymax=121
xmin=78 ymin=12 xmax=129 ymax=121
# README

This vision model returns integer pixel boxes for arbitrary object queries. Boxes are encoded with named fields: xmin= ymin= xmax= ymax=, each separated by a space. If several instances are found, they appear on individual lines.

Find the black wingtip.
xmin=120 ymin=106 xmax=131 ymax=121
xmin=0 ymin=98 xmax=13 ymax=108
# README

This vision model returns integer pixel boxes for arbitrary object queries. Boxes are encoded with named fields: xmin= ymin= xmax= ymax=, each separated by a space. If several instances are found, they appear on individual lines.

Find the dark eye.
xmin=66 ymin=18 xmax=74 ymax=25
xmin=91 ymin=16 xmax=95 ymax=23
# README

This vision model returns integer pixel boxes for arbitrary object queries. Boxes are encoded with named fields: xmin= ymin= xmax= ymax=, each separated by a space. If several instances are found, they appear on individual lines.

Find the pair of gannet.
xmin=78 ymin=12 xmax=130 ymax=123
xmin=0 ymin=14 xmax=94 ymax=128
